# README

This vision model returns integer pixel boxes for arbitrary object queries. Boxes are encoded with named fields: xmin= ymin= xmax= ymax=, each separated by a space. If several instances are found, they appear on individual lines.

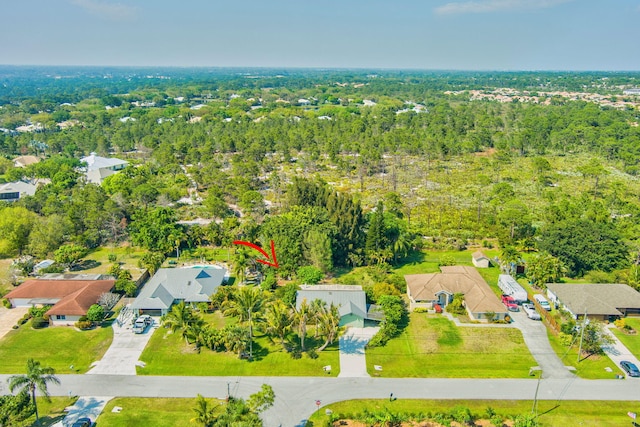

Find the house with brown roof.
xmin=4 ymin=278 xmax=115 ymax=326
xmin=13 ymin=155 xmax=40 ymax=168
xmin=405 ymin=266 xmax=508 ymax=321
xmin=546 ymin=283 xmax=640 ymax=321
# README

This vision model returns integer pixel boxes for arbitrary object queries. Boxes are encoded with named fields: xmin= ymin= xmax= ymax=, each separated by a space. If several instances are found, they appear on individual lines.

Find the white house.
xmin=80 ymin=152 xmax=128 ymax=184
xmin=471 ymin=250 xmax=491 ymax=268
xmin=0 ymin=181 xmax=37 ymax=202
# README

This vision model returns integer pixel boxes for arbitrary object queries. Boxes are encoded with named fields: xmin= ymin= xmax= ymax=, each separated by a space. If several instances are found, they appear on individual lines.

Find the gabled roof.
xmin=0 ymin=181 xmax=37 ymax=196
xmin=13 ymin=155 xmax=40 ymax=168
xmin=131 ymin=266 xmax=226 ymax=310
xmin=5 ymin=279 xmax=115 ymax=316
xmin=472 ymin=250 xmax=489 ymax=261
xmin=405 ymin=266 xmax=506 ymax=314
xmin=80 ymin=153 xmax=128 ymax=171
xmin=296 ymin=284 xmax=367 ymax=319
xmin=546 ymin=283 xmax=640 ymax=317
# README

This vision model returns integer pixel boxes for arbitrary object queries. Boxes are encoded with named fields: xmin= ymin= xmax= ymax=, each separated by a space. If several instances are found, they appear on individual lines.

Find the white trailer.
xmin=498 ymin=274 xmax=528 ymax=303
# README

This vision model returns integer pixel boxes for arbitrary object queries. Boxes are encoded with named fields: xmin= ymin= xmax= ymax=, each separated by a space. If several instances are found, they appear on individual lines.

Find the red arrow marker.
xmin=232 ymin=240 xmax=279 ymax=268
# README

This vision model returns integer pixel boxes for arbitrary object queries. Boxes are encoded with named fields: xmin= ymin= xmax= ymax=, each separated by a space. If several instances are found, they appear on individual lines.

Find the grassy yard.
xmin=366 ymin=313 xmax=536 ymax=378
xmin=98 ymin=397 xmax=212 ymax=427
xmin=138 ymin=325 xmax=340 ymax=376
xmin=0 ymin=320 xmax=113 ymax=374
xmin=306 ymin=399 xmax=640 ymax=427
xmin=391 ymin=248 xmax=501 ymax=277
xmin=612 ymin=318 xmax=640 ymax=358
xmin=81 ymin=245 xmax=147 ymax=280
xmin=546 ymin=330 xmax=621 ymax=379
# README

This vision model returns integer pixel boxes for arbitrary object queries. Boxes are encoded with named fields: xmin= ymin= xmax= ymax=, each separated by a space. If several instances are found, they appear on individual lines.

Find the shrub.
xmin=75 ymin=320 xmax=93 ymax=330
xmin=86 ymin=304 xmax=105 ymax=322
xmin=446 ymin=294 xmax=466 ymax=315
xmin=2 ymin=298 xmax=11 ymax=308
xmin=31 ymin=317 xmax=49 ymax=329
xmin=558 ymin=332 xmax=574 ymax=346
xmin=413 ymin=307 xmax=428 ymax=313
xmin=19 ymin=313 xmax=30 ymax=325
xmin=296 ymin=266 xmax=323 ymax=285
xmin=29 ymin=306 xmax=49 ymax=318
xmin=306 ymin=348 xmax=318 ymax=359
xmin=290 ymin=348 xmax=302 ymax=359
xmin=107 ymin=253 xmax=118 ymax=263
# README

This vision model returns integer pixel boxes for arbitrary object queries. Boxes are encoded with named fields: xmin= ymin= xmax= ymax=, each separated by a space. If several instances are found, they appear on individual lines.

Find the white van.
xmin=533 ymin=294 xmax=551 ymax=311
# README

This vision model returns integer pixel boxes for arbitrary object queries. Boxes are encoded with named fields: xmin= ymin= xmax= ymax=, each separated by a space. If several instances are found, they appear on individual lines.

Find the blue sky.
xmin=2 ymin=0 xmax=639 ymax=70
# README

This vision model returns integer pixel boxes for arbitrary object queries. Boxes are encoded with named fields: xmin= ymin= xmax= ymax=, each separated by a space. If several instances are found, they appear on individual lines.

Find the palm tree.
xmin=8 ymin=359 xmax=60 ymax=425
xmin=263 ymin=301 xmax=293 ymax=348
xmin=192 ymin=394 xmax=217 ymax=427
xmin=222 ymin=286 xmax=264 ymax=359
xmin=315 ymin=302 xmax=341 ymax=352
xmin=293 ymin=299 xmax=312 ymax=351
xmin=161 ymin=301 xmax=204 ymax=345
xmin=500 ymin=245 xmax=521 ymax=275
xmin=232 ymin=248 xmax=249 ymax=285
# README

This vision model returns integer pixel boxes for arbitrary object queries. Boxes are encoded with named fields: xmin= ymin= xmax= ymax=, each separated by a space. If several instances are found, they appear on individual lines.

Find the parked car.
xmin=620 ymin=361 xmax=640 ymax=377
xmin=501 ymin=295 xmax=519 ymax=312
xmin=71 ymin=417 xmax=94 ymax=427
xmin=132 ymin=315 xmax=153 ymax=334
xmin=533 ymin=294 xmax=551 ymax=311
xmin=522 ymin=303 xmax=541 ymax=320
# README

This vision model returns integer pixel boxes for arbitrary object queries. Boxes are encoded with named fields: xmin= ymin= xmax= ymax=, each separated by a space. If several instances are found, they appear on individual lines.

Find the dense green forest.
xmin=1 ymin=67 xmax=640 ymax=289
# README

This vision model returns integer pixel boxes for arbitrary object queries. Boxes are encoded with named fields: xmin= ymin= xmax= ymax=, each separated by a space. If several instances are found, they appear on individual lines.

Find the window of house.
xmin=56 ymin=315 xmax=66 ymax=320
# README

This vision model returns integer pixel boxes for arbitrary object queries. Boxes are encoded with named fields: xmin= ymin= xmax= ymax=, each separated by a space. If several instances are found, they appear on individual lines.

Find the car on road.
xmin=533 ymin=294 xmax=551 ymax=311
xmin=501 ymin=295 xmax=519 ymax=312
xmin=71 ymin=417 xmax=94 ymax=427
xmin=522 ymin=303 xmax=541 ymax=320
xmin=620 ymin=361 xmax=640 ymax=377
xmin=132 ymin=314 xmax=153 ymax=334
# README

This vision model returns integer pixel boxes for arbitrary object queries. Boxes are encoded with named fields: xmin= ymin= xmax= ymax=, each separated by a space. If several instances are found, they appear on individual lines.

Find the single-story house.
xmin=13 ymin=155 xmax=40 ymax=168
xmin=131 ymin=266 xmax=226 ymax=316
xmin=546 ymin=283 xmax=640 ymax=321
xmin=471 ymin=250 xmax=491 ymax=268
xmin=0 ymin=181 xmax=37 ymax=202
xmin=296 ymin=284 xmax=381 ymax=328
xmin=80 ymin=152 xmax=128 ymax=184
xmin=4 ymin=278 xmax=115 ymax=326
xmin=405 ymin=265 xmax=508 ymax=321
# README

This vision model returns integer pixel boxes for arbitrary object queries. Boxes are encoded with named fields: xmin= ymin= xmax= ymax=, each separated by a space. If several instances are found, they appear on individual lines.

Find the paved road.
xmin=2 ymin=374 xmax=639 ymax=427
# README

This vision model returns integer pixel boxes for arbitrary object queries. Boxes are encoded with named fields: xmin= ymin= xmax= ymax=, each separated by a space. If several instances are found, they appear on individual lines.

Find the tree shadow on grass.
xmin=72 ymin=259 xmax=101 ymax=271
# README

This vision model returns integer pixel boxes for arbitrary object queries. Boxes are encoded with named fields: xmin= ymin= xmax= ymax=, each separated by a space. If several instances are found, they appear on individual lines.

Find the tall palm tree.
xmin=232 ymin=248 xmax=249 ymax=285
xmin=222 ymin=286 xmax=264 ymax=359
xmin=315 ymin=302 xmax=341 ymax=352
xmin=293 ymin=299 xmax=312 ymax=351
xmin=263 ymin=301 xmax=293 ymax=348
xmin=8 ymin=359 xmax=60 ymax=425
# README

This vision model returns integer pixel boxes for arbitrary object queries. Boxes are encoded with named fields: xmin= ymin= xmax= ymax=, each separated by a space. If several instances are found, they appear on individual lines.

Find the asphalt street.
xmin=1 ymin=374 xmax=638 ymax=427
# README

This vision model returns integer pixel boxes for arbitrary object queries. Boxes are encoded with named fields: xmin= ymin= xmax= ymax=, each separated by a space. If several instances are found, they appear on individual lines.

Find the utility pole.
xmin=577 ymin=310 xmax=588 ymax=363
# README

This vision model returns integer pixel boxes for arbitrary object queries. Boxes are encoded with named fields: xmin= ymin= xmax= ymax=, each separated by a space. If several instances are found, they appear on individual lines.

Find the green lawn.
xmin=0 ymin=321 xmax=113 ymax=374
xmin=366 ymin=313 xmax=536 ymax=378
xmin=81 ymin=245 xmax=147 ymax=280
xmin=546 ymin=330 xmax=621 ymax=379
xmin=138 ymin=326 xmax=340 ymax=376
xmin=391 ymin=248 xmax=501 ymax=277
xmin=612 ymin=318 xmax=640 ymax=358
xmin=98 ymin=398 xmax=212 ymax=427
xmin=306 ymin=399 xmax=640 ymax=427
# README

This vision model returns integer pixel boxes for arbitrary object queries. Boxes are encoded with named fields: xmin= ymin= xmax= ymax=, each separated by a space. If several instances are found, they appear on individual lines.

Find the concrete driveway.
xmin=602 ymin=326 xmax=640 ymax=379
xmin=0 ymin=307 xmax=29 ymax=340
xmin=53 ymin=396 xmax=112 ymax=427
xmin=338 ymin=327 xmax=379 ymax=377
xmin=510 ymin=310 xmax=576 ymax=379
xmin=87 ymin=317 xmax=158 ymax=375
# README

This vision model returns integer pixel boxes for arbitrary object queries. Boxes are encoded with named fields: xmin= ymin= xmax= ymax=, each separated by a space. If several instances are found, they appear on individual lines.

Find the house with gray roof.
xmin=405 ymin=266 xmax=508 ymax=321
xmin=296 ymin=284 xmax=381 ymax=328
xmin=0 ymin=180 xmax=37 ymax=202
xmin=131 ymin=266 xmax=226 ymax=316
xmin=80 ymin=152 xmax=128 ymax=184
xmin=546 ymin=283 xmax=640 ymax=321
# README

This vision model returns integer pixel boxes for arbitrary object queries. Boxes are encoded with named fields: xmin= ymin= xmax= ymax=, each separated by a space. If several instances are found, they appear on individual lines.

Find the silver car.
xmin=522 ymin=303 xmax=541 ymax=320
